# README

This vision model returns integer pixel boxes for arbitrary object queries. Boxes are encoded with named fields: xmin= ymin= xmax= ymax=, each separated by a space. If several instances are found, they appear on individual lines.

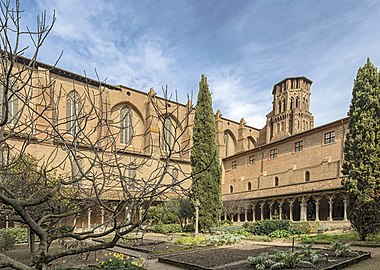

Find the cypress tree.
xmin=342 ymin=58 xmax=380 ymax=240
xmin=191 ymin=74 xmax=222 ymax=232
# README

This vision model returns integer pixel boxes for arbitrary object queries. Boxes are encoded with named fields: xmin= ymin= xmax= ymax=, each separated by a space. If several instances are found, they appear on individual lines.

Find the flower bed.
xmin=159 ymin=246 xmax=370 ymax=270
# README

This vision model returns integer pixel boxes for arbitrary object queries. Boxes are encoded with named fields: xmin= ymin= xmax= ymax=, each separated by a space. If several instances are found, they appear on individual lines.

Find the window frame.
xmin=248 ymin=155 xmax=255 ymax=165
xmin=324 ymin=131 xmax=336 ymax=145
xmin=294 ymin=140 xmax=303 ymax=152
xmin=232 ymin=160 xmax=237 ymax=170
xmin=269 ymin=148 xmax=278 ymax=159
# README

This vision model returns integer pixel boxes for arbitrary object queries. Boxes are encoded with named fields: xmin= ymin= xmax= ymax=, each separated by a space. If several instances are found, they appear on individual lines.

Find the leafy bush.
xmin=207 ymin=233 xmax=242 ymax=246
xmin=151 ymin=224 xmax=182 ymax=234
xmin=329 ymin=241 xmax=350 ymax=257
xmin=100 ymin=253 xmax=144 ymax=269
xmin=247 ymin=252 xmax=272 ymax=270
xmin=0 ymin=228 xmax=28 ymax=243
xmin=248 ymin=249 xmax=314 ymax=269
xmin=246 ymin=220 xmax=291 ymax=235
xmin=183 ymin=224 xmax=195 ymax=232
xmin=210 ymin=225 xmax=249 ymax=236
xmin=174 ymin=236 xmax=206 ymax=246
xmin=269 ymin=230 xmax=292 ymax=239
xmin=0 ymin=230 xmax=16 ymax=250
xmin=301 ymin=243 xmax=319 ymax=264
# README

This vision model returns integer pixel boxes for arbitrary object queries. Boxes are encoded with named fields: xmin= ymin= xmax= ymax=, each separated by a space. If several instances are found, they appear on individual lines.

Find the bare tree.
xmin=0 ymin=1 xmax=198 ymax=269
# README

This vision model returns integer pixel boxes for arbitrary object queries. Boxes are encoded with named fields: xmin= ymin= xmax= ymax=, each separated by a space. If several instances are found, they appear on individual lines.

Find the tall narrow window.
xmin=224 ymin=132 xmax=229 ymax=156
xmin=282 ymin=100 xmax=286 ymax=111
xmin=172 ymin=169 xmax=179 ymax=191
xmin=305 ymin=171 xmax=310 ymax=182
xmin=290 ymin=98 xmax=294 ymax=110
xmin=0 ymin=81 xmax=19 ymax=125
xmin=162 ymin=117 xmax=172 ymax=152
xmin=247 ymin=182 xmax=252 ymax=191
xmin=229 ymin=185 xmax=234 ymax=193
xmin=274 ymin=177 xmax=279 ymax=187
xmin=67 ymin=91 xmax=83 ymax=136
xmin=295 ymin=97 xmax=300 ymax=108
xmin=120 ymin=106 xmax=133 ymax=145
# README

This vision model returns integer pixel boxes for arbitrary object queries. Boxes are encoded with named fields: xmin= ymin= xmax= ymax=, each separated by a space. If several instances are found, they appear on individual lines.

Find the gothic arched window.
xmin=162 ymin=117 xmax=172 ymax=152
xmin=224 ymin=132 xmax=229 ymax=156
xmin=305 ymin=171 xmax=310 ymax=182
xmin=275 ymin=176 xmax=279 ymax=187
xmin=247 ymin=182 xmax=252 ymax=191
xmin=120 ymin=106 xmax=133 ymax=145
xmin=229 ymin=185 xmax=234 ymax=193
xmin=67 ymin=91 xmax=83 ymax=136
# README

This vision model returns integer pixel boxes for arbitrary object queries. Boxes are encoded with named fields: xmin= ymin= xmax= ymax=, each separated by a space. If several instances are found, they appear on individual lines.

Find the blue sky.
xmin=20 ymin=0 xmax=380 ymax=128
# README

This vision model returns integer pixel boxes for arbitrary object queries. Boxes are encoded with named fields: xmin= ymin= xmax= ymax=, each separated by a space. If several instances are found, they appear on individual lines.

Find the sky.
xmin=18 ymin=0 xmax=380 ymax=129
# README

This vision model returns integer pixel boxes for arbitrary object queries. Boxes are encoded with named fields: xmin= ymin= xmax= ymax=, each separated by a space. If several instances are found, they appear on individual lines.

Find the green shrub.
xmin=210 ymin=225 xmax=249 ymax=236
xmin=151 ymin=224 xmax=182 ymax=234
xmin=269 ymin=230 xmax=292 ymax=239
xmin=329 ymin=241 xmax=350 ymax=257
xmin=248 ymin=249 xmax=314 ymax=269
xmin=300 ymin=231 xmax=360 ymax=244
xmin=246 ymin=220 xmax=291 ymax=235
xmin=207 ymin=233 xmax=242 ymax=246
xmin=0 ymin=228 xmax=28 ymax=243
xmin=100 ymin=252 xmax=143 ymax=269
xmin=0 ymin=230 xmax=16 ymax=250
xmin=174 ymin=236 xmax=206 ymax=246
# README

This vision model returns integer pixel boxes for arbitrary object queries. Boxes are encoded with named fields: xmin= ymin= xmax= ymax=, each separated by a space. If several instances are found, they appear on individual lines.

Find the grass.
xmin=300 ymin=231 xmax=380 ymax=244
xmin=245 ymin=234 xmax=273 ymax=242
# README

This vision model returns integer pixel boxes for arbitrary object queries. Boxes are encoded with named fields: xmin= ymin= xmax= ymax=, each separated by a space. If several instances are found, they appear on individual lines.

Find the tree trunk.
xmin=28 ymin=227 xmax=36 ymax=254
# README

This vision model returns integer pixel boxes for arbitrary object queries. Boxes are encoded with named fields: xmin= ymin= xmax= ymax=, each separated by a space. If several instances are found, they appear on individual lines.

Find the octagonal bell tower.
xmin=265 ymin=76 xmax=314 ymax=143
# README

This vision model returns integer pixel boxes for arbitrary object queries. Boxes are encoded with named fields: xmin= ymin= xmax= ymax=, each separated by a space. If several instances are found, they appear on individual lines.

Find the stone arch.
xmin=305 ymin=171 xmax=310 ymax=182
xmin=224 ymin=129 xmax=237 ymax=156
xmin=247 ymin=136 xmax=257 ymax=150
xmin=110 ymin=102 xmax=145 ymax=149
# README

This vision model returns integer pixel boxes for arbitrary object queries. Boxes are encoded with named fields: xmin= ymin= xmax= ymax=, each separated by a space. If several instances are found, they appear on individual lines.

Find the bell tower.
xmin=265 ymin=76 xmax=314 ymax=143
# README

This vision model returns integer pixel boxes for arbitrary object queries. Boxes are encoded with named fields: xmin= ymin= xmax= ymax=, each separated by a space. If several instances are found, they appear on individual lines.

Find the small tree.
xmin=342 ymin=58 xmax=380 ymax=240
xmin=191 ymin=74 xmax=222 ymax=232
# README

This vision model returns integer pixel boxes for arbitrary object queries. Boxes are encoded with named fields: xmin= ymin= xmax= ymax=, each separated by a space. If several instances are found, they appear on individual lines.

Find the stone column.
xmin=328 ymin=197 xmax=333 ymax=221
xmin=5 ymin=215 xmax=9 ymax=229
xmin=289 ymin=202 xmax=293 ymax=221
xmin=279 ymin=202 xmax=283 ymax=220
xmin=260 ymin=204 xmax=264 ymax=220
xmin=224 ymin=211 xmax=227 ymax=221
xmin=87 ymin=209 xmax=92 ymax=230
xmin=237 ymin=208 xmax=241 ymax=222
xmin=269 ymin=204 xmax=273 ymax=220
xmin=244 ymin=208 xmax=248 ymax=222
xmin=300 ymin=197 xmax=306 ymax=221
xmin=315 ymin=199 xmax=320 ymax=221
xmin=252 ymin=205 xmax=256 ymax=221
xmin=343 ymin=198 xmax=348 ymax=221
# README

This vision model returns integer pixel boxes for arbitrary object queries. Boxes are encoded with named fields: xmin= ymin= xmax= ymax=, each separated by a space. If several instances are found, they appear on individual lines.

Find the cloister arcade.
xmin=222 ymin=191 xmax=348 ymax=223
